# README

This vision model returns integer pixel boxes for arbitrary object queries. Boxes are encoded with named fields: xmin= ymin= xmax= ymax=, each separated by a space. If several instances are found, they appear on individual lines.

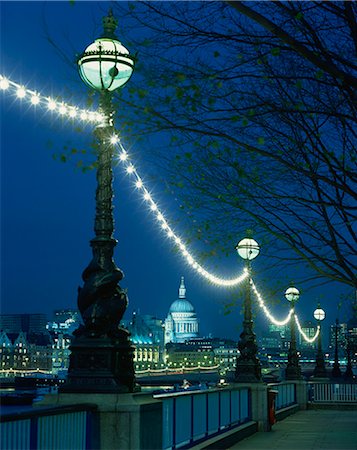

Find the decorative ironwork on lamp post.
xmin=61 ymin=10 xmax=138 ymax=393
xmin=331 ymin=318 xmax=342 ymax=379
xmin=285 ymin=286 xmax=302 ymax=380
xmin=313 ymin=304 xmax=327 ymax=379
xmin=235 ymin=237 xmax=262 ymax=383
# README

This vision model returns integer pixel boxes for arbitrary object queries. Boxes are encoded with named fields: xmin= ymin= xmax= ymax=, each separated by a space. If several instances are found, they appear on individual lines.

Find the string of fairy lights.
xmin=113 ymin=136 xmax=321 ymax=343
xmin=0 ymin=74 xmax=320 ymax=343
xmin=0 ymin=75 xmax=104 ymax=124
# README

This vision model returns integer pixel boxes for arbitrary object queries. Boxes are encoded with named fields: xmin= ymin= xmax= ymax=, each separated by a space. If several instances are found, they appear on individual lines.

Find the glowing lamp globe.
xmin=78 ymin=11 xmax=134 ymax=91
xmin=285 ymin=287 xmax=300 ymax=303
xmin=236 ymin=238 xmax=260 ymax=260
xmin=314 ymin=307 xmax=325 ymax=321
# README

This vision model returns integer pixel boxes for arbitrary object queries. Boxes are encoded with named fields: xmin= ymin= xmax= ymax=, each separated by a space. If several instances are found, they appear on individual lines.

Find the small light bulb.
xmin=16 ymin=87 xmax=26 ymax=98
xmin=69 ymin=108 xmax=77 ymax=118
xmin=96 ymin=113 xmax=104 ymax=123
xmin=59 ymin=104 xmax=66 ymax=115
xmin=135 ymin=180 xmax=143 ymax=189
xmin=110 ymin=135 xmax=119 ymax=144
xmin=126 ymin=165 xmax=135 ymax=174
xmin=31 ymin=94 xmax=40 ymax=105
xmin=157 ymin=213 xmax=164 ymax=222
xmin=0 ymin=78 xmax=9 ymax=90
xmin=150 ymin=203 xmax=158 ymax=211
xmin=167 ymin=230 xmax=174 ymax=238
xmin=119 ymin=152 xmax=128 ymax=161
xmin=80 ymin=112 xmax=88 ymax=121
xmin=88 ymin=112 xmax=96 ymax=122
xmin=144 ymin=192 xmax=151 ymax=201
xmin=47 ymin=99 xmax=56 ymax=111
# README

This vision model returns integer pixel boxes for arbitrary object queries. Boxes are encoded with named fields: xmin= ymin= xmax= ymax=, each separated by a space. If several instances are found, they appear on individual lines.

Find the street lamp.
xmin=313 ymin=304 xmax=327 ymax=379
xmin=234 ymin=237 xmax=262 ymax=383
xmin=285 ymin=286 xmax=302 ymax=380
xmin=331 ymin=318 xmax=342 ymax=378
xmin=62 ymin=11 xmax=137 ymax=393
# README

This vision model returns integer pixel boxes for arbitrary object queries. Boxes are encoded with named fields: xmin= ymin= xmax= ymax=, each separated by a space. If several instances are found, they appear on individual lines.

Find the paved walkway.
xmin=228 ymin=409 xmax=357 ymax=450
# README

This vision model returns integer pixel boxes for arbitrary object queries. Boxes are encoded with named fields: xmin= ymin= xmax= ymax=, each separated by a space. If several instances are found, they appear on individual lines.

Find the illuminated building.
xmin=0 ymin=330 xmax=52 ymax=372
xmin=46 ymin=310 xmax=81 ymax=374
xmin=166 ymin=338 xmax=238 ymax=372
xmin=328 ymin=322 xmax=347 ymax=351
xmin=47 ymin=309 xmax=81 ymax=334
xmin=122 ymin=312 xmax=165 ymax=370
xmin=164 ymin=277 xmax=199 ymax=344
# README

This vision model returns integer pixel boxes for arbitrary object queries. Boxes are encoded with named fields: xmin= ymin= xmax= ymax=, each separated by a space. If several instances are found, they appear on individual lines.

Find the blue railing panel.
xmin=162 ymin=398 xmax=174 ymax=449
xmin=240 ymin=389 xmax=249 ymax=422
xmin=220 ymin=390 xmax=230 ymax=429
xmin=0 ymin=419 xmax=31 ymax=450
xmin=158 ymin=387 xmax=252 ymax=449
xmin=175 ymin=396 xmax=192 ymax=448
xmin=207 ymin=392 xmax=219 ymax=434
xmin=282 ymin=385 xmax=287 ymax=409
xmin=0 ymin=404 xmax=96 ymax=450
xmin=192 ymin=394 xmax=207 ymax=441
xmin=231 ymin=389 xmax=240 ymax=423
xmin=270 ymin=382 xmax=296 ymax=411
xmin=37 ymin=411 xmax=86 ymax=450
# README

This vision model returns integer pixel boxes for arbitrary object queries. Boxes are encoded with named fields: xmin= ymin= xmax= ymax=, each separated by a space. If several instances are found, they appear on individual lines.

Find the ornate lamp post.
xmin=61 ymin=11 xmax=138 ymax=393
xmin=235 ymin=237 xmax=262 ymax=383
xmin=331 ymin=318 xmax=342 ymax=378
xmin=313 ymin=304 xmax=327 ymax=378
xmin=285 ymin=286 xmax=302 ymax=380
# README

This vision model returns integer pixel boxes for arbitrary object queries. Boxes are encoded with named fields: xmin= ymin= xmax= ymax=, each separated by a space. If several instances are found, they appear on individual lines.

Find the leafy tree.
xmin=108 ymin=1 xmax=356 ymax=290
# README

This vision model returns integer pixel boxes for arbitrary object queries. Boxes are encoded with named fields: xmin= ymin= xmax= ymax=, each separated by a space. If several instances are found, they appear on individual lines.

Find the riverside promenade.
xmin=229 ymin=409 xmax=357 ymax=450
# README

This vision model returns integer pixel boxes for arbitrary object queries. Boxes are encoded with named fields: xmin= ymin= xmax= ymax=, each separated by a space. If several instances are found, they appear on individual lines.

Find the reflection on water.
xmin=140 ymin=385 xmax=173 ymax=393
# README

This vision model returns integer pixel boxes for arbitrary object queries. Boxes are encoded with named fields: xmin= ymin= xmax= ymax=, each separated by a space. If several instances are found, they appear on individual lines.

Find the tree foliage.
xmin=111 ymin=1 xmax=356 ymax=289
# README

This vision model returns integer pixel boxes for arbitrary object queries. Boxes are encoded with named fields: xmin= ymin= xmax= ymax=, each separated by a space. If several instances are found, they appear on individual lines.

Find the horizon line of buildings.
xmin=1 ymin=277 xmax=356 ymax=375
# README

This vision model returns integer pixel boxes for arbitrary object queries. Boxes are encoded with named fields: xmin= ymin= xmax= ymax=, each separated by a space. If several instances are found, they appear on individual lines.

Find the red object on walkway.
xmin=268 ymin=389 xmax=278 ymax=426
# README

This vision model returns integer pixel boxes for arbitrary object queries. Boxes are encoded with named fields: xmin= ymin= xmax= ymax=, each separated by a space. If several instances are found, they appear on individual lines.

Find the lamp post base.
xmin=344 ymin=364 xmax=354 ymax=380
xmin=60 ymin=328 xmax=140 ymax=393
xmin=331 ymin=362 xmax=342 ymax=379
xmin=313 ymin=356 xmax=327 ymax=379
xmin=285 ymin=363 xmax=302 ymax=380
xmin=235 ymin=357 xmax=262 ymax=383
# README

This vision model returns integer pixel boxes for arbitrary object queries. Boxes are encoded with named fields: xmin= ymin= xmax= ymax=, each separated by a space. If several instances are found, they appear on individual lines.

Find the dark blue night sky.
xmin=0 ymin=1 xmax=353 ymax=341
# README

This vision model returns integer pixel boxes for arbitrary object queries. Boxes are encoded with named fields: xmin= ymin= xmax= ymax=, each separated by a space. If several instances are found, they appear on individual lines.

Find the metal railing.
xmin=309 ymin=382 xmax=357 ymax=403
xmin=0 ymin=404 xmax=97 ymax=450
xmin=155 ymin=386 xmax=251 ymax=450
xmin=268 ymin=382 xmax=297 ymax=411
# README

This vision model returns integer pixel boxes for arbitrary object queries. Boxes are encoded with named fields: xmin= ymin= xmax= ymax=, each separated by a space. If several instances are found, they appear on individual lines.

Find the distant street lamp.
xmin=62 ymin=11 xmax=137 ymax=393
xmin=285 ymin=286 xmax=302 ymax=380
xmin=313 ymin=304 xmax=328 ymax=379
xmin=235 ymin=237 xmax=262 ymax=383
xmin=331 ymin=318 xmax=342 ymax=378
